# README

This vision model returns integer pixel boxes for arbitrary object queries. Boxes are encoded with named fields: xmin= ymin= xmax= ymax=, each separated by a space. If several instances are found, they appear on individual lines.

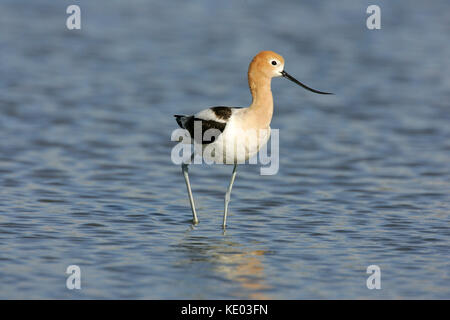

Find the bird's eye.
xmin=271 ymin=60 xmax=277 ymax=66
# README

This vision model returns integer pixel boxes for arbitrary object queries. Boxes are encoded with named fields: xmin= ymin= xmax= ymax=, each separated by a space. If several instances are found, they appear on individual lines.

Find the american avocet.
xmin=175 ymin=51 xmax=332 ymax=228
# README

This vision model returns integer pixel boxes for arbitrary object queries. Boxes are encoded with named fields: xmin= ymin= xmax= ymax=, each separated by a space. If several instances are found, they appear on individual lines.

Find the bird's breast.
xmin=200 ymin=117 xmax=271 ymax=164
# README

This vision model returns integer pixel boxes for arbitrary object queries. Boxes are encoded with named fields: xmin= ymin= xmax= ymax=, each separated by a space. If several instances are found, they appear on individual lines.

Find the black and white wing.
xmin=174 ymin=106 xmax=240 ymax=145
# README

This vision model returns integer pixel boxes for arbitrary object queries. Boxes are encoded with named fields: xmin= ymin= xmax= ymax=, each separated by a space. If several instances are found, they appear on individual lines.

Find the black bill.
xmin=281 ymin=70 xmax=333 ymax=95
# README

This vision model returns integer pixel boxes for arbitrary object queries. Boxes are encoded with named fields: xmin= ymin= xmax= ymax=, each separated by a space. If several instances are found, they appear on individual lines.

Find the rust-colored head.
xmin=248 ymin=51 xmax=333 ymax=95
xmin=248 ymin=51 xmax=285 ymax=79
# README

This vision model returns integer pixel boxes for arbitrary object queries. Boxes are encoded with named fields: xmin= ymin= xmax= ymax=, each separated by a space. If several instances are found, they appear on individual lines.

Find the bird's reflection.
xmin=214 ymin=248 xmax=271 ymax=299
xmin=175 ymin=233 xmax=272 ymax=299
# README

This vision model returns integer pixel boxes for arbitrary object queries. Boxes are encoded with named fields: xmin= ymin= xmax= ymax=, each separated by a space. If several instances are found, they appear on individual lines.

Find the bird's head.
xmin=249 ymin=50 xmax=333 ymax=95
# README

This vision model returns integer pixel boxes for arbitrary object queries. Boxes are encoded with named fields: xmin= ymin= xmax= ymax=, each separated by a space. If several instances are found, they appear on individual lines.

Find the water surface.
xmin=0 ymin=0 xmax=449 ymax=299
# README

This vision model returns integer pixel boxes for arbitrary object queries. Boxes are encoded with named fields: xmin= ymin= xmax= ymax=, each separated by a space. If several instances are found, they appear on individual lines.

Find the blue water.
xmin=0 ymin=0 xmax=449 ymax=299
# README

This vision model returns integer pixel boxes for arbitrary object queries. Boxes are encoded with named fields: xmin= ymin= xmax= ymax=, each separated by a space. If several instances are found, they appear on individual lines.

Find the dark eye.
xmin=271 ymin=60 xmax=277 ymax=66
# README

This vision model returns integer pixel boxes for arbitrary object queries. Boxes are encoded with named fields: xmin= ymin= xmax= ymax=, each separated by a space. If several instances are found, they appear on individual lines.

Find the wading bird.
xmin=175 ymin=51 xmax=332 ymax=228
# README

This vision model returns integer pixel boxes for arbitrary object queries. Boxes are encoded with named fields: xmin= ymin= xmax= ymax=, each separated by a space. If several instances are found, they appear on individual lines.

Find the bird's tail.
xmin=174 ymin=115 xmax=192 ymax=129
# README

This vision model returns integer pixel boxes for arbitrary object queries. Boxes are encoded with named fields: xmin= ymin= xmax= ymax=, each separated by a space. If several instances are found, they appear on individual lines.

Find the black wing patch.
xmin=174 ymin=115 xmax=226 ymax=144
xmin=210 ymin=106 xmax=232 ymax=121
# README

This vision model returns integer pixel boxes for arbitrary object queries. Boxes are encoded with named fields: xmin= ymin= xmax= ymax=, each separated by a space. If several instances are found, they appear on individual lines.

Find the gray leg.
xmin=223 ymin=164 xmax=237 ymax=229
xmin=182 ymin=161 xmax=199 ymax=225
